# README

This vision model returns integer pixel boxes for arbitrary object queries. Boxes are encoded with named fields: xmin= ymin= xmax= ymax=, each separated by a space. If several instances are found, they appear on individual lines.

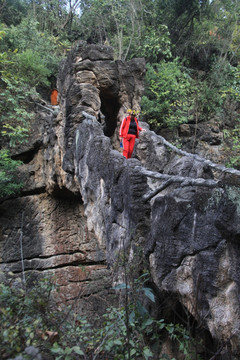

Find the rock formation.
xmin=1 ymin=41 xmax=240 ymax=358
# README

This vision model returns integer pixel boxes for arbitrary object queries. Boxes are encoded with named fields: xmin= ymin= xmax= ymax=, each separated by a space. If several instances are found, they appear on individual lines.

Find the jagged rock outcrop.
xmin=0 ymin=41 xmax=146 ymax=311
xmin=137 ymin=133 xmax=240 ymax=354
xmin=1 ymin=41 xmax=240 ymax=358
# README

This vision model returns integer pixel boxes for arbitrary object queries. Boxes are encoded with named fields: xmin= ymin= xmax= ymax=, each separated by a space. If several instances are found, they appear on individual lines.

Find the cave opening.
xmin=172 ymin=301 xmax=224 ymax=359
xmin=51 ymin=185 xmax=83 ymax=201
xmin=12 ymin=147 xmax=39 ymax=164
xmin=99 ymin=90 xmax=121 ymax=137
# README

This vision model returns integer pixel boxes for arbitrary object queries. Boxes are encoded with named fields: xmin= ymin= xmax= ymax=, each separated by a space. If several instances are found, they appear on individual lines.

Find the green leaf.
xmin=130 ymin=348 xmax=137 ymax=356
xmin=114 ymin=339 xmax=122 ymax=346
xmin=64 ymin=347 xmax=72 ymax=355
xmin=129 ymin=311 xmax=135 ymax=325
xmin=51 ymin=343 xmax=63 ymax=354
xmin=136 ymin=300 xmax=148 ymax=317
xmin=143 ymin=287 xmax=155 ymax=302
xmin=142 ymin=317 xmax=154 ymax=329
xmin=113 ymin=283 xmax=131 ymax=290
xmin=72 ymin=346 xmax=84 ymax=355
xmin=143 ymin=347 xmax=153 ymax=359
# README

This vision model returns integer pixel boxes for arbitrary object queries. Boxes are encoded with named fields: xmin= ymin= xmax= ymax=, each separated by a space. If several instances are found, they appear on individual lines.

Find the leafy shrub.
xmin=197 ymin=59 xmax=240 ymax=122
xmin=0 ymin=0 xmax=27 ymax=26
xmin=0 ymin=150 xmax=23 ymax=199
xmin=141 ymin=60 xmax=193 ymax=131
xmin=0 ymin=276 xmax=54 ymax=359
xmin=223 ymin=121 xmax=240 ymax=169
xmin=0 ymin=273 xmax=200 ymax=360
xmin=4 ymin=17 xmax=64 ymax=76
xmin=221 ymin=63 xmax=240 ymax=113
xmin=15 ymin=49 xmax=51 ymax=87
xmin=136 ymin=25 xmax=172 ymax=63
xmin=0 ymin=50 xmax=33 ymax=146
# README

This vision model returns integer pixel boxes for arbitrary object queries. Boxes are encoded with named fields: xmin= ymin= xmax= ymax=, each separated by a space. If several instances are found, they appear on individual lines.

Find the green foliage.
xmin=220 ymin=63 xmax=240 ymax=169
xmin=195 ymin=59 xmax=240 ymax=123
xmin=0 ymin=21 xmax=56 ymax=146
xmin=0 ymin=150 xmax=23 ymax=198
xmin=221 ymin=63 xmax=240 ymax=102
xmin=50 ymin=315 xmax=93 ymax=359
xmin=0 ymin=273 xmax=199 ymax=360
xmin=93 ymin=306 xmax=155 ymax=359
xmin=141 ymin=54 xmax=240 ymax=138
xmin=0 ymin=0 xmax=27 ymax=26
xmin=0 ymin=276 xmax=54 ymax=358
xmin=223 ymin=121 xmax=240 ymax=169
xmin=0 ymin=50 xmax=33 ymax=145
xmin=0 ymin=17 xmax=66 ymax=198
xmin=51 ymin=343 xmax=84 ymax=359
xmin=210 ymin=0 xmax=240 ymax=62
xmin=136 ymin=25 xmax=172 ymax=62
xmin=78 ymin=0 xmax=105 ymax=43
xmin=164 ymin=322 xmax=199 ymax=360
xmin=79 ymin=0 xmax=146 ymax=60
xmin=26 ymin=0 xmax=80 ymax=40
xmin=0 ymin=17 xmax=68 ymax=150
xmin=141 ymin=60 xmax=193 ymax=130
xmin=4 ymin=17 xmax=65 ymax=75
xmin=16 ymin=49 xmax=51 ymax=86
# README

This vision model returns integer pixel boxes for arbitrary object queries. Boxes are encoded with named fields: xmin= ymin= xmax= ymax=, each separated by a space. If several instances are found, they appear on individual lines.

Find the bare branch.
xmin=35 ymin=102 xmax=56 ymax=115
xmin=60 ymin=0 xmax=81 ymax=30
xmin=209 ymin=336 xmax=234 ymax=360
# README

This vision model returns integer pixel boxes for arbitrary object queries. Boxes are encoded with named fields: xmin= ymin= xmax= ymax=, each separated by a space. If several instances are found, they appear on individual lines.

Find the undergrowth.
xmin=0 ymin=270 xmax=202 ymax=360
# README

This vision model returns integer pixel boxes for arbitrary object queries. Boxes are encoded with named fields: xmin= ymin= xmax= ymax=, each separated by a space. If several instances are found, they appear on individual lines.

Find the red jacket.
xmin=119 ymin=116 xmax=142 ymax=139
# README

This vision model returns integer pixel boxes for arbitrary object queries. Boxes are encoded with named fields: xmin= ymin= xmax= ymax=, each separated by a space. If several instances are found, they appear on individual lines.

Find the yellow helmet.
xmin=127 ymin=109 xmax=132 ymax=114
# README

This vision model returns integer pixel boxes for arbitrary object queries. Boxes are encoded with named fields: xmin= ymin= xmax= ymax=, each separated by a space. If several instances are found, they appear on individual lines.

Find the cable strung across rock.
xmin=154 ymin=132 xmax=240 ymax=176
xmin=135 ymin=166 xmax=220 ymax=201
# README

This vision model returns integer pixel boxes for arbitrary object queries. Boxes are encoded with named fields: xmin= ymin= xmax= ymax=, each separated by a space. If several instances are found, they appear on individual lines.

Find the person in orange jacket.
xmin=50 ymin=88 xmax=58 ymax=106
xmin=119 ymin=109 xmax=145 ymax=159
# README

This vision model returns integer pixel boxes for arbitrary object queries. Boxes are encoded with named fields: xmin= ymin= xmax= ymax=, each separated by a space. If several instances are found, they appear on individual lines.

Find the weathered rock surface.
xmin=1 ymin=41 xmax=240 ymax=357
xmin=0 ymin=41 xmax=146 ymax=311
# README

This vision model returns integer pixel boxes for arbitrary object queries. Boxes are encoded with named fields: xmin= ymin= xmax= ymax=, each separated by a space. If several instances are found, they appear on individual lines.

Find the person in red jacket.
xmin=119 ymin=109 xmax=145 ymax=159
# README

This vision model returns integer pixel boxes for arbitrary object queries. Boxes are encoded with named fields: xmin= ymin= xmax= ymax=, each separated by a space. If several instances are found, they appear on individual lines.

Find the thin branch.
xmin=209 ymin=336 xmax=234 ymax=360
xmin=35 ymin=102 xmax=55 ymax=114
xmin=123 ymin=0 xmax=136 ymax=61
xmin=60 ymin=0 xmax=81 ymax=30
xmin=19 ymin=212 xmax=26 ymax=289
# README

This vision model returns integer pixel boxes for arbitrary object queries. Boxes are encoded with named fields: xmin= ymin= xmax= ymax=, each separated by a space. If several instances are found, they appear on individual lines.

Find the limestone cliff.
xmin=1 ymin=41 xmax=240 ymax=358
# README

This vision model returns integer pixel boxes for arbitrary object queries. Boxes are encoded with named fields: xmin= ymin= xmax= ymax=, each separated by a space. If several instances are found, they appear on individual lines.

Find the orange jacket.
xmin=50 ymin=89 xmax=58 ymax=105
xmin=119 ymin=116 xmax=142 ymax=139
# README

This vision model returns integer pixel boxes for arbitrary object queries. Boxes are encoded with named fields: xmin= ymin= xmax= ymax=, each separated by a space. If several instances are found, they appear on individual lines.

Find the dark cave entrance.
xmin=172 ymin=301 xmax=227 ymax=360
xmin=99 ymin=91 xmax=121 ymax=137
